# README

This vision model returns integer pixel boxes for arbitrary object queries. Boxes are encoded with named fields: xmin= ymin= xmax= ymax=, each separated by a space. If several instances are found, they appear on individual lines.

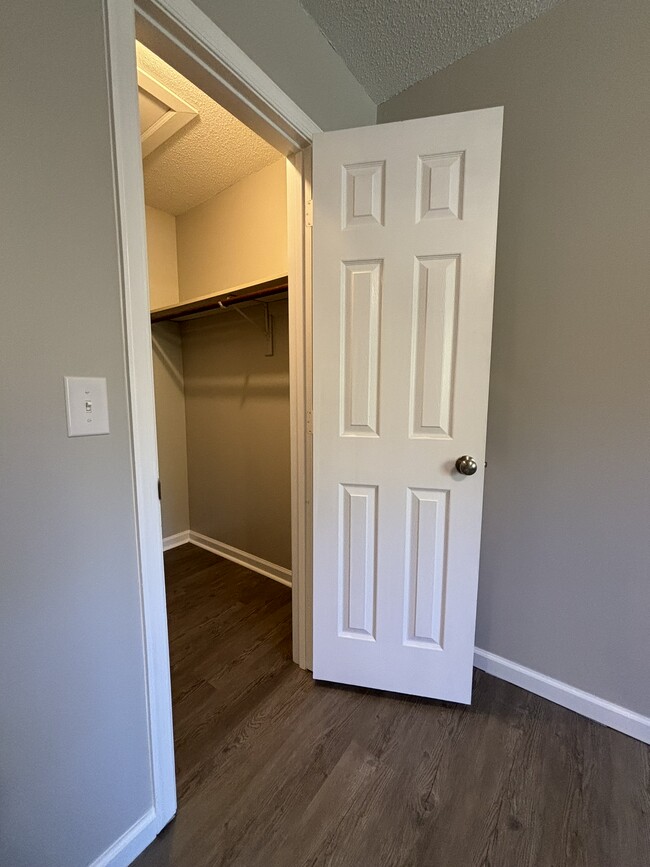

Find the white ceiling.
xmin=299 ymin=0 xmax=566 ymax=103
xmin=136 ymin=42 xmax=282 ymax=216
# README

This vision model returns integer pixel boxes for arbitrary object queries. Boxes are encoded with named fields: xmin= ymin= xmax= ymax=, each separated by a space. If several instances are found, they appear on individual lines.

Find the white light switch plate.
xmin=64 ymin=376 xmax=110 ymax=436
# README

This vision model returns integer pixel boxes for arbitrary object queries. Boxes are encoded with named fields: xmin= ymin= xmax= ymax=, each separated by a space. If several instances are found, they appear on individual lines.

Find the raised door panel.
xmin=342 ymin=161 xmax=385 ymax=228
xmin=416 ymin=151 xmax=465 ymax=221
xmin=339 ymin=484 xmax=377 ymax=640
xmin=341 ymin=260 xmax=382 ymax=437
xmin=404 ymin=488 xmax=448 ymax=648
xmin=410 ymin=255 xmax=459 ymax=439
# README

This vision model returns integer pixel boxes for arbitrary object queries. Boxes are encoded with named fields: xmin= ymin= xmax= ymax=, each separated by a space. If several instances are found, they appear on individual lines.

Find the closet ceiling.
xmin=299 ymin=0 xmax=566 ymax=102
xmin=137 ymin=42 xmax=281 ymax=216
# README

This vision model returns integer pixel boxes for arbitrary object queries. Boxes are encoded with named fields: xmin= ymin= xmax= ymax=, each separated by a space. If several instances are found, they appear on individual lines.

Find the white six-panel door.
xmin=312 ymin=108 xmax=503 ymax=702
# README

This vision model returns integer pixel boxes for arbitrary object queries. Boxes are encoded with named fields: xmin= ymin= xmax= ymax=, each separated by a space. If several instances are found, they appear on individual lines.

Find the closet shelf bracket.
xmin=230 ymin=302 xmax=274 ymax=356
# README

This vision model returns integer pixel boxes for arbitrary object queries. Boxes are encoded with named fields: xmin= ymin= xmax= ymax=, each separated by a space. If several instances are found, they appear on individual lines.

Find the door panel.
xmin=340 ymin=483 xmax=377 ymax=639
xmin=312 ymin=108 xmax=503 ymax=702
xmin=410 ymin=254 xmax=459 ymax=438
xmin=405 ymin=487 xmax=448 ymax=649
xmin=341 ymin=260 xmax=382 ymax=436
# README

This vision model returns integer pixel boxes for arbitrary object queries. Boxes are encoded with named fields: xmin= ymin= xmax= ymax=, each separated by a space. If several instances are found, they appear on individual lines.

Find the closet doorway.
xmin=106 ymin=0 xmax=318 ymax=829
xmin=133 ymin=35 xmax=310 ymax=804
xmin=138 ymin=39 xmax=293 ymax=597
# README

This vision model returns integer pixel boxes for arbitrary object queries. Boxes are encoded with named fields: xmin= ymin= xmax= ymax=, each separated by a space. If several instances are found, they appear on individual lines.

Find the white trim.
xmin=135 ymin=0 xmax=320 ymax=154
xmin=189 ymin=532 xmax=292 ymax=587
xmin=104 ymin=0 xmax=177 ymax=838
xmin=162 ymin=530 xmax=190 ymax=550
xmin=88 ymin=808 xmax=157 ymax=867
xmin=286 ymin=149 xmax=313 ymax=668
xmin=474 ymin=648 xmax=650 ymax=745
xmin=137 ymin=67 xmax=198 ymax=157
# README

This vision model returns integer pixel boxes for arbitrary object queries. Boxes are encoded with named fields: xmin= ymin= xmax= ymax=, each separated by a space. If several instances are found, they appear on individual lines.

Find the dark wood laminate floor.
xmin=135 ymin=545 xmax=650 ymax=867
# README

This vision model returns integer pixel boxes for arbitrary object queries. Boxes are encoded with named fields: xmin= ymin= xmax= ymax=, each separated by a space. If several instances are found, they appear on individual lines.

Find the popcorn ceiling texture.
xmin=299 ymin=0 xmax=567 ymax=102
xmin=137 ymin=43 xmax=281 ymax=215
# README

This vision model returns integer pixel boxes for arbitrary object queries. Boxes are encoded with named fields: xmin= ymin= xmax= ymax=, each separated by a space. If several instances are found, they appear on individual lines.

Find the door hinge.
xmin=306 ymin=409 xmax=313 ymax=435
xmin=157 ymin=479 xmax=162 ymax=500
xmin=305 ymin=198 xmax=313 ymax=228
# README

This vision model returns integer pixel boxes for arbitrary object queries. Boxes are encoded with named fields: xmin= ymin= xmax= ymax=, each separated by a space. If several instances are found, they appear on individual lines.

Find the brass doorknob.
xmin=455 ymin=455 xmax=478 ymax=476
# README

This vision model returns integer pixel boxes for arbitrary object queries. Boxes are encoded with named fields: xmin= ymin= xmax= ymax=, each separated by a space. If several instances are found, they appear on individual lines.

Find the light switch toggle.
xmin=64 ymin=377 xmax=110 ymax=437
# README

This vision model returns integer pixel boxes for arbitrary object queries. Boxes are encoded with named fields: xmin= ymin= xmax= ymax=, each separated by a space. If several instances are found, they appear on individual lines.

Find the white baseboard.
xmin=162 ymin=530 xmax=190 ymax=551
xmin=89 ymin=807 xmax=158 ymax=867
xmin=189 ymin=531 xmax=292 ymax=587
xmin=474 ymin=648 xmax=650 ymax=745
xmin=160 ymin=535 xmax=649 ymax=745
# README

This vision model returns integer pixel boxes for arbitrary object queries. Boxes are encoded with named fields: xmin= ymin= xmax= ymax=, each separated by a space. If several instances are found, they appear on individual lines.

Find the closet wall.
xmin=177 ymin=159 xmax=291 ymax=568
xmin=146 ymin=205 xmax=190 ymax=539
xmin=177 ymin=159 xmax=287 ymax=299
xmin=145 ymin=159 xmax=291 ymax=570
xmin=182 ymin=300 xmax=291 ymax=568
xmin=145 ymin=205 xmax=180 ymax=308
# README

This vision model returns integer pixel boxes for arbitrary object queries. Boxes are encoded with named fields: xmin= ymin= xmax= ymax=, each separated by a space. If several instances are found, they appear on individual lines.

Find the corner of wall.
xmin=191 ymin=0 xmax=376 ymax=130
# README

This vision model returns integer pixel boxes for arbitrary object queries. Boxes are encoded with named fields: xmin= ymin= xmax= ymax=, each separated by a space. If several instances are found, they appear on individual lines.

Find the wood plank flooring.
xmin=135 ymin=544 xmax=650 ymax=867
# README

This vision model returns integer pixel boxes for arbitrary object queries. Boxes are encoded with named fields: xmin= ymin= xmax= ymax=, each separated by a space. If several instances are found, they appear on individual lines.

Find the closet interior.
xmin=137 ymin=41 xmax=293 ymax=586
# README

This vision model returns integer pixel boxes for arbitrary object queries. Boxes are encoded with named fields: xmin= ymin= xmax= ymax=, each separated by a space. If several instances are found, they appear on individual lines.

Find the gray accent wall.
xmin=0 ymin=2 xmax=152 ymax=865
xmin=379 ymin=0 xmax=650 ymax=715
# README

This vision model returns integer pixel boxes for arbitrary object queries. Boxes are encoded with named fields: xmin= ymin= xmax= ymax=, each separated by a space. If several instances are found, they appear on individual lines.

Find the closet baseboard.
xmin=162 ymin=530 xmax=190 ymax=551
xmin=189 ymin=531 xmax=292 ymax=587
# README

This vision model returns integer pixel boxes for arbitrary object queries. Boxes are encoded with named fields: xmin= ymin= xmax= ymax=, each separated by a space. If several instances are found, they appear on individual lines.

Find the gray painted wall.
xmin=0 ymin=2 xmax=152 ymax=865
xmin=380 ymin=0 xmax=650 ymax=715
xmin=193 ymin=0 xmax=376 ymax=131
xmin=183 ymin=301 xmax=292 ymax=569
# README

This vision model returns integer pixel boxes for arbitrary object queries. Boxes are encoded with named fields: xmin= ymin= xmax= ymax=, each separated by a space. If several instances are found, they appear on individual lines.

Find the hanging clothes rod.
xmin=150 ymin=276 xmax=288 ymax=323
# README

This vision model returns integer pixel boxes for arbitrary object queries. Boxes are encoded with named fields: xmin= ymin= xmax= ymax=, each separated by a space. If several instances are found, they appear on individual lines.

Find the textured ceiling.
xmin=299 ymin=0 xmax=566 ymax=102
xmin=136 ymin=42 xmax=281 ymax=215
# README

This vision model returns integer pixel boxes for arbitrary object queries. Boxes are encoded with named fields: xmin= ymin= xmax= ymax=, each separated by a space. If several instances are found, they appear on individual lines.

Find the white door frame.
xmin=104 ymin=0 xmax=319 ymax=843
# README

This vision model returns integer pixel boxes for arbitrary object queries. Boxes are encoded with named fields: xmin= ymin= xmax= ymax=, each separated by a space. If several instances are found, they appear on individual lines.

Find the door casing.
xmin=104 ymin=0 xmax=318 ymax=847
